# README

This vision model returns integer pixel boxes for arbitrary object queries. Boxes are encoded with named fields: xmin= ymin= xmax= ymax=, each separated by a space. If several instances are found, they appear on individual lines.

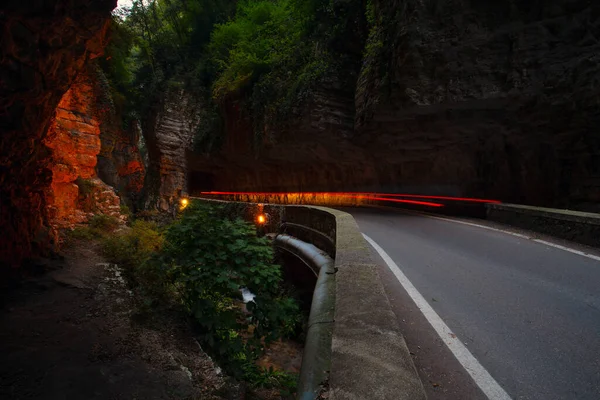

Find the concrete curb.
xmin=486 ymin=203 xmax=600 ymax=247
xmin=315 ymin=207 xmax=426 ymax=400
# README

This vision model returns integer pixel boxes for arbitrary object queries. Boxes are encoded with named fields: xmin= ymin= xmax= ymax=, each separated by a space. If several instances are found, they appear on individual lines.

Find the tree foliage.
xmin=101 ymin=0 xmax=235 ymax=119
xmin=209 ymin=0 xmax=310 ymax=101
xmin=102 ymin=0 xmax=366 ymax=150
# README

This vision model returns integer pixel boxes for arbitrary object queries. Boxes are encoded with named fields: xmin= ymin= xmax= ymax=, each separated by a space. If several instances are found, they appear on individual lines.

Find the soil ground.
xmin=0 ymin=240 xmax=233 ymax=400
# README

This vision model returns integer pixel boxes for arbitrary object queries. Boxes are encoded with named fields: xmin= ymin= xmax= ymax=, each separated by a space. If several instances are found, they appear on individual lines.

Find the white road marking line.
xmin=403 ymin=210 xmax=600 ymax=263
xmin=363 ymin=233 xmax=513 ymax=400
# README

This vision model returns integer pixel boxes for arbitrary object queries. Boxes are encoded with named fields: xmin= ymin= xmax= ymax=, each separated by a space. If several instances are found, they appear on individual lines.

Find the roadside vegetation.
xmin=66 ymin=201 xmax=302 ymax=397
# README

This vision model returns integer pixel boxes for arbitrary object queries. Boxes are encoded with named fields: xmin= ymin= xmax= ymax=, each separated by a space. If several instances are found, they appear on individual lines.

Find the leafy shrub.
xmin=210 ymin=0 xmax=304 ymax=100
xmin=120 ymin=203 xmax=132 ymax=219
xmin=66 ymin=226 xmax=98 ymax=241
xmin=102 ymin=220 xmax=167 ymax=302
xmin=155 ymin=202 xmax=301 ymax=378
xmin=89 ymin=214 xmax=121 ymax=233
xmin=65 ymin=214 xmax=120 ymax=243
xmin=243 ymin=364 xmax=298 ymax=395
xmin=102 ymin=220 xmax=164 ymax=268
xmin=76 ymin=177 xmax=95 ymax=196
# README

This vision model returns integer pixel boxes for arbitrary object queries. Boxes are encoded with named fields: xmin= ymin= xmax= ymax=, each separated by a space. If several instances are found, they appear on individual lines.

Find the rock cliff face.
xmin=44 ymin=66 xmax=122 ymax=228
xmin=354 ymin=0 xmax=600 ymax=208
xmin=143 ymin=88 xmax=201 ymax=211
xmin=187 ymin=0 xmax=600 ymax=212
xmin=0 ymin=0 xmax=116 ymax=265
xmin=95 ymin=67 xmax=145 ymax=206
xmin=187 ymin=78 xmax=371 ymax=194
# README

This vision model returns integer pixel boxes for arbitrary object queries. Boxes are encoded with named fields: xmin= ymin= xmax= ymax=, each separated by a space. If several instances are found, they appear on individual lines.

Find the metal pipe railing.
xmin=273 ymin=234 xmax=336 ymax=400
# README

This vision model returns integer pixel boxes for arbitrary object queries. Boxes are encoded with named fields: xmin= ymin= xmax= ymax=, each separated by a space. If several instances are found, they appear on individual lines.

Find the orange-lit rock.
xmin=118 ymin=160 xmax=144 ymax=177
xmin=117 ymin=159 xmax=145 ymax=193
xmin=44 ymin=68 xmax=123 ymax=229
xmin=0 ymin=0 xmax=115 ymax=265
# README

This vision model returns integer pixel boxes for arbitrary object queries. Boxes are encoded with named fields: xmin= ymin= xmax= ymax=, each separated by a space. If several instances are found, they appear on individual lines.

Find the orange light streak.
xmin=200 ymin=191 xmax=500 ymax=204
xmin=199 ymin=191 xmax=445 ymax=207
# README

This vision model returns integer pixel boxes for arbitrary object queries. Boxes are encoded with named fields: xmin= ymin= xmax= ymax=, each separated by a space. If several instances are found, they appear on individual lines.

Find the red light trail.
xmin=367 ymin=193 xmax=501 ymax=204
xmin=357 ymin=196 xmax=444 ymax=207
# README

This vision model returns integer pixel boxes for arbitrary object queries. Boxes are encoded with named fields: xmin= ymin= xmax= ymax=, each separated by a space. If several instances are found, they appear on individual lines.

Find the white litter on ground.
xmin=240 ymin=287 xmax=256 ymax=303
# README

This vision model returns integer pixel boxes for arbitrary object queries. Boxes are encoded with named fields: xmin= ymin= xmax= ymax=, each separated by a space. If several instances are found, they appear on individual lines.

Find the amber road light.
xmin=180 ymin=198 xmax=189 ymax=209
xmin=257 ymin=214 xmax=266 ymax=225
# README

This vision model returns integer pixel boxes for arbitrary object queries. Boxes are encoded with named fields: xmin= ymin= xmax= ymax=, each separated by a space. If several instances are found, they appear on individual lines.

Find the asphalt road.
xmin=342 ymin=207 xmax=600 ymax=400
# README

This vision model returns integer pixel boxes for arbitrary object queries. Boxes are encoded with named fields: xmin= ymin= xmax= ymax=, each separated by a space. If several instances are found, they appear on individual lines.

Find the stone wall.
xmin=487 ymin=203 xmax=600 ymax=248
xmin=0 ymin=0 xmax=116 ymax=265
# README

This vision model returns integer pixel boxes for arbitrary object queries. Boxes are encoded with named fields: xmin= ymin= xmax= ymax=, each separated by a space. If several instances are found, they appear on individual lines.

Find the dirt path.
xmin=0 ymin=240 xmax=231 ymax=400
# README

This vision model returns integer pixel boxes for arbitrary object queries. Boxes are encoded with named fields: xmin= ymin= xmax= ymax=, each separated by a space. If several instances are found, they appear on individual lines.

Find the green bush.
xmin=209 ymin=0 xmax=305 ymax=101
xmin=120 ymin=203 xmax=132 ymax=219
xmin=243 ymin=363 xmax=298 ymax=395
xmin=66 ymin=226 xmax=98 ymax=241
xmin=102 ymin=220 xmax=164 ymax=268
xmin=89 ymin=214 xmax=121 ymax=233
xmin=155 ymin=202 xmax=301 ymax=378
xmin=102 ymin=220 xmax=167 ymax=301
xmin=76 ymin=177 xmax=95 ymax=196
xmin=65 ymin=214 xmax=121 ymax=243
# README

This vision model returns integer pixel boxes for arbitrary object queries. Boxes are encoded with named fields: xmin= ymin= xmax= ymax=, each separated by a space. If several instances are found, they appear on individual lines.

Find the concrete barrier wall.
xmin=283 ymin=206 xmax=337 ymax=258
xmin=486 ymin=203 xmax=600 ymax=247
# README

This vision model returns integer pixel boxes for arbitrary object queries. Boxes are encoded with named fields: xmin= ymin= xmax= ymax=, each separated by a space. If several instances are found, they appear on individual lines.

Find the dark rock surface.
xmin=95 ymin=65 xmax=145 ymax=206
xmin=188 ymin=0 xmax=600 ymax=213
xmin=187 ymin=78 xmax=372 ymax=194
xmin=356 ymin=0 xmax=600 ymax=209
xmin=0 ymin=0 xmax=116 ymax=265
